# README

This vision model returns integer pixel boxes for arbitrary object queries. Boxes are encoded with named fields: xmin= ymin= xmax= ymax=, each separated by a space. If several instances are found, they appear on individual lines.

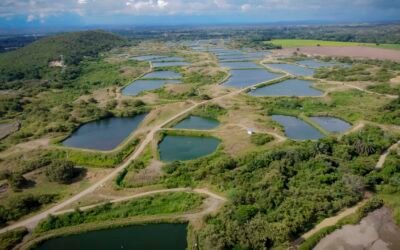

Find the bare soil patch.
xmin=0 ymin=121 xmax=20 ymax=140
xmin=315 ymin=207 xmax=400 ymax=250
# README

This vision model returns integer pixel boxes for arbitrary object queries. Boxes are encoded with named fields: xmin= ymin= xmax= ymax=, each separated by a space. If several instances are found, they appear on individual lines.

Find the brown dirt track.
xmin=276 ymin=46 xmax=400 ymax=62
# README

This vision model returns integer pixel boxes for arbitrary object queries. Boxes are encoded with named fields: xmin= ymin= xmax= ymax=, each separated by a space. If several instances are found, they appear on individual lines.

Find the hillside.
xmin=0 ymin=30 xmax=127 ymax=83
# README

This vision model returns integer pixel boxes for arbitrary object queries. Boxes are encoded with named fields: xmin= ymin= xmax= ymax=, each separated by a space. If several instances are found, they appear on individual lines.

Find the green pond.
xmin=34 ymin=223 xmax=187 ymax=250
xmin=159 ymin=135 xmax=220 ymax=162
xmin=174 ymin=116 xmax=220 ymax=130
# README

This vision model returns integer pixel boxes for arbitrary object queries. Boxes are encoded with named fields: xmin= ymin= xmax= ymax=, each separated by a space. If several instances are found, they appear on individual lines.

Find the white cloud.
xmin=0 ymin=0 xmax=399 ymax=23
xmin=240 ymin=3 xmax=251 ymax=11
xmin=157 ymin=0 xmax=168 ymax=9
xmin=77 ymin=0 xmax=87 ymax=5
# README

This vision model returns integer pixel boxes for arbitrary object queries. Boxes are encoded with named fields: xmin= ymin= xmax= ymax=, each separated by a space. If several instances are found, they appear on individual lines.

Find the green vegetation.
xmin=299 ymin=197 xmax=383 ymax=250
xmin=250 ymin=133 xmax=274 ymax=146
xmin=0 ymin=227 xmax=28 ymax=250
xmin=314 ymin=60 xmax=399 ymax=83
xmin=0 ymin=30 xmax=126 ymax=82
xmin=191 ymin=103 xmax=227 ymax=119
xmin=270 ymin=39 xmax=400 ymax=50
xmin=161 ymin=126 xmax=397 ymax=249
xmin=50 ymin=138 xmax=141 ymax=168
xmin=367 ymin=83 xmax=400 ymax=96
xmin=36 ymin=192 xmax=203 ymax=232
xmin=0 ymin=194 xmax=57 ymax=226
xmin=5 ymin=172 xmax=28 ymax=192
xmin=45 ymin=160 xmax=81 ymax=184
xmin=377 ymin=97 xmax=400 ymax=125
xmin=269 ymin=39 xmax=400 ymax=49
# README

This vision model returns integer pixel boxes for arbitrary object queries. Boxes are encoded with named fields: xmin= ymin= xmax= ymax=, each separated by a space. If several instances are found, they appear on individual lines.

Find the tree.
xmin=45 ymin=160 xmax=80 ymax=184
xmin=7 ymin=172 xmax=28 ymax=192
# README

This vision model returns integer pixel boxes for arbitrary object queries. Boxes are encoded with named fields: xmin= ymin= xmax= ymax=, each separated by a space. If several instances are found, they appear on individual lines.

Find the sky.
xmin=1 ymin=0 xmax=400 ymax=29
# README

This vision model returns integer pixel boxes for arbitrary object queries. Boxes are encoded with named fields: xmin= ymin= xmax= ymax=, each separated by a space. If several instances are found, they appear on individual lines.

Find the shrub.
xmin=0 ymin=227 xmax=28 ymax=250
xmin=250 ymin=133 xmax=274 ymax=146
xmin=45 ymin=160 xmax=81 ymax=184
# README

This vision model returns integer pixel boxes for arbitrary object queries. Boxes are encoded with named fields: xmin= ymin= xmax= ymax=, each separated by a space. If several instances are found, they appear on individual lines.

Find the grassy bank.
xmin=35 ymin=192 xmax=203 ymax=233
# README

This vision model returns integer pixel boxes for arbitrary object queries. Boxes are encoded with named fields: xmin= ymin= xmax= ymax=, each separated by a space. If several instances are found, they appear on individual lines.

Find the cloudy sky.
xmin=1 ymin=0 xmax=400 ymax=28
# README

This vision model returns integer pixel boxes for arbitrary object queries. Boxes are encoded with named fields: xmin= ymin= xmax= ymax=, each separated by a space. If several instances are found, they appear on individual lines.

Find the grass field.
xmin=269 ymin=39 xmax=400 ymax=50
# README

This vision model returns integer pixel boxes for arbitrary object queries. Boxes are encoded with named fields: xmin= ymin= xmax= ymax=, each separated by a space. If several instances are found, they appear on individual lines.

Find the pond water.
xmin=34 ymin=223 xmax=187 ymax=250
xmin=132 ymin=55 xmax=166 ymax=61
xmin=267 ymin=63 xmax=315 ymax=76
xmin=122 ymin=79 xmax=182 ymax=96
xmin=221 ymin=61 xmax=262 ymax=69
xmin=310 ymin=116 xmax=352 ymax=133
xmin=249 ymin=79 xmax=323 ymax=97
xmin=142 ymin=71 xmax=181 ymax=79
xmin=159 ymin=135 xmax=220 ymax=162
xmin=296 ymin=60 xmax=338 ymax=68
xmin=223 ymin=69 xmax=282 ymax=88
xmin=271 ymin=115 xmax=324 ymax=140
xmin=152 ymin=61 xmax=189 ymax=67
xmin=62 ymin=114 xmax=147 ymax=151
xmin=151 ymin=56 xmax=185 ymax=62
xmin=174 ymin=116 xmax=220 ymax=130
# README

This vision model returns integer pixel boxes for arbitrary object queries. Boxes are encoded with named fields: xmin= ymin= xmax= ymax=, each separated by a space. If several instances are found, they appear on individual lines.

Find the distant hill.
xmin=0 ymin=30 xmax=127 ymax=83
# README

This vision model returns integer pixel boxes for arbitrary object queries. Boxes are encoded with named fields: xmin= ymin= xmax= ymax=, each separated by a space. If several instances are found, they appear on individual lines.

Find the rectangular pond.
xmin=174 ymin=116 xmax=220 ymax=130
xmin=221 ymin=61 xmax=262 ymax=69
xmin=159 ymin=135 xmax=220 ymax=162
xmin=267 ymin=63 xmax=315 ymax=76
xmin=296 ymin=60 xmax=349 ymax=69
xmin=152 ymin=61 xmax=189 ymax=67
xmin=271 ymin=115 xmax=324 ymax=140
xmin=142 ymin=71 xmax=181 ymax=79
xmin=249 ymin=79 xmax=323 ymax=97
xmin=223 ymin=69 xmax=282 ymax=88
xmin=34 ymin=223 xmax=187 ymax=250
xmin=132 ymin=55 xmax=166 ymax=61
xmin=62 ymin=114 xmax=147 ymax=151
xmin=151 ymin=56 xmax=185 ymax=62
xmin=310 ymin=116 xmax=352 ymax=133
xmin=122 ymin=79 xmax=182 ymax=96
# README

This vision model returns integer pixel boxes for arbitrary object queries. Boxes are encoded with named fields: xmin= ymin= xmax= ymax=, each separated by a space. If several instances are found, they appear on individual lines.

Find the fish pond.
xmin=223 ymin=69 xmax=281 ymax=88
xmin=159 ymin=135 xmax=220 ymax=162
xmin=132 ymin=55 xmax=166 ymax=61
xmin=152 ymin=61 xmax=189 ymax=67
xmin=221 ymin=61 xmax=262 ymax=69
xmin=174 ymin=116 xmax=220 ymax=130
xmin=296 ymin=60 xmax=349 ymax=69
xmin=62 ymin=114 xmax=147 ymax=151
xmin=142 ymin=71 xmax=181 ymax=79
xmin=34 ymin=223 xmax=187 ymax=250
xmin=310 ymin=116 xmax=352 ymax=133
xmin=271 ymin=115 xmax=324 ymax=140
xmin=267 ymin=63 xmax=315 ymax=76
xmin=122 ymin=79 xmax=181 ymax=96
xmin=249 ymin=79 xmax=323 ymax=97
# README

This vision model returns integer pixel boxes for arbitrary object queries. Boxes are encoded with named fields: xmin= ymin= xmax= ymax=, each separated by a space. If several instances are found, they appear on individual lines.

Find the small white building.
xmin=247 ymin=129 xmax=254 ymax=135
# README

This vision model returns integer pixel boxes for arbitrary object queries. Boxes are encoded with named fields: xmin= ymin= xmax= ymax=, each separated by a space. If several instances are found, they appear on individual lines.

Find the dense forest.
xmin=0 ymin=30 xmax=127 ymax=83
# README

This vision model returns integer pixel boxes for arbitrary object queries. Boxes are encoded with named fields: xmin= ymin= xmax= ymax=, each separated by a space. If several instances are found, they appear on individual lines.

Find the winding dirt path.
xmin=54 ymin=188 xmax=227 ymax=216
xmin=376 ymin=141 xmax=400 ymax=169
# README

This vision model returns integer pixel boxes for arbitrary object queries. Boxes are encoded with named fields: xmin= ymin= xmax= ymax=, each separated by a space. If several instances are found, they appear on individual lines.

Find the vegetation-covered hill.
xmin=0 ymin=30 xmax=127 ymax=83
